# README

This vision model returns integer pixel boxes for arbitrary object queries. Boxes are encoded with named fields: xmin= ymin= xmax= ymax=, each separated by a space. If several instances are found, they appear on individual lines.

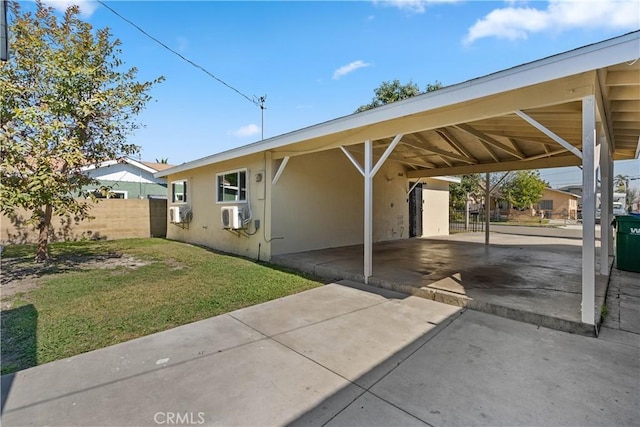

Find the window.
xmin=171 ymin=180 xmax=187 ymax=204
xmin=217 ymin=169 xmax=247 ymax=203
xmin=89 ymin=189 xmax=128 ymax=199
xmin=538 ymin=200 xmax=553 ymax=210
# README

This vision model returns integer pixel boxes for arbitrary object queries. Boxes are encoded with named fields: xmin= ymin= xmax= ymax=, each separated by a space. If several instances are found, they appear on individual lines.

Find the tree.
xmin=627 ymin=187 xmax=639 ymax=212
xmin=614 ymin=174 xmax=638 ymax=212
xmin=0 ymin=2 xmax=163 ymax=261
xmin=614 ymin=174 xmax=629 ymax=192
xmin=355 ymin=79 xmax=442 ymax=113
xmin=449 ymin=174 xmax=482 ymax=210
xmin=155 ymin=158 xmax=169 ymax=164
xmin=501 ymin=170 xmax=547 ymax=211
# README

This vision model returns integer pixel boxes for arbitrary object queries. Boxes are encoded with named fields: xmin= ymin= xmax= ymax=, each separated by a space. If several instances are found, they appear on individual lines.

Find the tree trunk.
xmin=35 ymin=205 xmax=53 ymax=262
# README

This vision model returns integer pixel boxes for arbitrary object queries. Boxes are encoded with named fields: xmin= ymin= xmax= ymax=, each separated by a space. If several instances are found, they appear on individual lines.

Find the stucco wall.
xmin=163 ymin=149 xmax=451 ymax=259
xmin=270 ymin=148 xmax=410 ymax=255
xmin=540 ymin=189 xmax=578 ymax=219
xmin=1 ymin=199 xmax=167 ymax=244
xmin=421 ymin=178 xmax=451 ymax=237
xmin=165 ymin=153 xmax=271 ymax=261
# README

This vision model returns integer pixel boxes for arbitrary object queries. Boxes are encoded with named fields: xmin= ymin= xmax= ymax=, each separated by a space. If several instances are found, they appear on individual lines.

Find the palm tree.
xmin=614 ymin=174 xmax=629 ymax=192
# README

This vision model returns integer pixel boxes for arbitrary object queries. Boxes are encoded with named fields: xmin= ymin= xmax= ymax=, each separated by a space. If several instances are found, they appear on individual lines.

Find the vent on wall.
xmin=221 ymin=206 xmax=243 ymax=230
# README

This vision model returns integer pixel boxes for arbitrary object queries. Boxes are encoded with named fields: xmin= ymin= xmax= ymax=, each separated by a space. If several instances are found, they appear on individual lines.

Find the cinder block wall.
xmin=1 ymin=199 xmax=167 ymax=244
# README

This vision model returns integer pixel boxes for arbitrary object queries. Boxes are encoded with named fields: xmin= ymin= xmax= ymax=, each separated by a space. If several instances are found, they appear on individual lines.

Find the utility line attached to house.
xmin=96 ymin=0 xmax=267 ymax=138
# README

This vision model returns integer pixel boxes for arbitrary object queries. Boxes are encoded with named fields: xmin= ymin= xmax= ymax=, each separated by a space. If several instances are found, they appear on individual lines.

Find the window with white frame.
xmin=216 ymin=169 xmax=247 ymax=203
xmin=89 ymin=189 xmax=128 ymax=199
xmin=171 ymin=180 xmax=187 ymax=204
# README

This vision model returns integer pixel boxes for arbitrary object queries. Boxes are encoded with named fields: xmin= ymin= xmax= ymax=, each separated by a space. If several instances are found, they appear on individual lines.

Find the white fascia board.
xmin=123 ymin=157 xmax=158 ymax=174
xmin=432 ymin=176 xmax=462 ymax=184
xmin=154 ymin=31 xmax=640 ymax=179
xmin=81 ymin=160 xmax=119 ymax=171
xmin=545 ymin=187 xmax=582 ymax=198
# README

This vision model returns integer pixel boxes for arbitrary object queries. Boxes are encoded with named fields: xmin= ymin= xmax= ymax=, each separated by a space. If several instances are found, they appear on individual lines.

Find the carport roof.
xmin=156 ymin=31 xmax=640 ymax=179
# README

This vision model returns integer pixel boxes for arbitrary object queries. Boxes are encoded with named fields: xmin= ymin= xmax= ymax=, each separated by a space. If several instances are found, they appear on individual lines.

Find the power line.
xmin=96 ymin=0 xmax=261 ymax=109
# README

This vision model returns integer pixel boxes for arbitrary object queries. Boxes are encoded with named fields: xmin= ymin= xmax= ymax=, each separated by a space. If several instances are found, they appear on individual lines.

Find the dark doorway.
xmin=409 ymin=183 xmax=423 ymax=237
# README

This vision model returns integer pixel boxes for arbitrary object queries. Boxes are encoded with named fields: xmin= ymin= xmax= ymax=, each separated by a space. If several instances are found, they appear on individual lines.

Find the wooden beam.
xmin=272 ymin=156 xmax=290 ymax=185
xmin=402 ymin=136 xmax=477 ymax=164
xmin=455 ymin=123 xmax=525 ymax=159
xmin=478 ymin=139 xmax=500 ymax=162
xmin=610 ymin=100 xmax=640 ymax=112
xmin=514 ymin=110 xmax=583 ymax=159
xmin=371 ymin=134 xmax=403 ymax=177
xmin=507 ymin=138 xmax=526 ymax=158
xmin=612 ymin=112 xmax=640 ymax=122
xmin=511 ymin=137 xmax=562 ymax=148
xmin=438 ymin=155 xmax=453 ymax=167
xmin=521 ymin=148 xmax=568 ymax=161
xmin=340 ymin=146 xmax=364 ymax=177
xmin=406 ymin=155 xmax=581 ymax=178
xmin=605 ymin=70 xmax=640 ymax=86
xmin=348 ymin=146 xmax=436 ymax=169
xmin=608 ymin=86 xmax=639 ymax=100
xmin=435 ymin=128 xmax=477 ymax=160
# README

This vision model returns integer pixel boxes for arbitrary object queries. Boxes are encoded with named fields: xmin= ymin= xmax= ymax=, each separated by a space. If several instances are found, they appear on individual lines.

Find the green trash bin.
xmin=613 ymin=214 xmax=640 ymax=272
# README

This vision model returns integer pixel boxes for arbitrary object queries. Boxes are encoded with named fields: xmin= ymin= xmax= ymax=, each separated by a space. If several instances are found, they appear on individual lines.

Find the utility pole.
xmin=1 ymin=0 xmax=8 ymax=62
xmin=258 ymin=95 xmax=266 ymax=141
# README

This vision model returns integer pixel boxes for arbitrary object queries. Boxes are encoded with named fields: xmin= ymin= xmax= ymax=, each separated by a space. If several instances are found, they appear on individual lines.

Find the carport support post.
xmin=581 ymin=95 xmax=596 ymax=325
xmin=485 ymin=173 xmax=490 ymax=245
xmin=364 ymin=140 xmax=373 ymax=282
xmin=599 ymin=135 xmax=611 ymax=276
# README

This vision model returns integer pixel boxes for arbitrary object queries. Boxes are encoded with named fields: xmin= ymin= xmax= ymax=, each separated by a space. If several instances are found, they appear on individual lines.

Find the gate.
xmin=449 ymin=209 xmax=485 ymax=233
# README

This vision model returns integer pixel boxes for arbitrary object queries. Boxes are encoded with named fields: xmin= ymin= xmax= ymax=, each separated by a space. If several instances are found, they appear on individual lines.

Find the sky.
xmin=16 ymin=0 xmax=640 ymax=189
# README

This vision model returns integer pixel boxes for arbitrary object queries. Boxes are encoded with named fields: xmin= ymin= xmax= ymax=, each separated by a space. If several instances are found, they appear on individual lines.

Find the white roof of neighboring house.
xmin=83 ymin=157 xmax=174 ymax=174
xmin=156 ymin=31 xmax=640 ymax=179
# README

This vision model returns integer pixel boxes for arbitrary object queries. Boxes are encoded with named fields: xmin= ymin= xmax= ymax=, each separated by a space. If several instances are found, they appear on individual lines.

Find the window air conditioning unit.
xmin=169 ymin=206 xmax=190 ymax=224
xmin=221 ymin=206 xmax=243 ymax=230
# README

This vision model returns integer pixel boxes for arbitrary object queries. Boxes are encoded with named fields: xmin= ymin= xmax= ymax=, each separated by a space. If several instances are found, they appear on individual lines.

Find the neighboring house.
xmin=82 ymin=158 xmax=173 ymax=199
xmin=537 ymin=188 xmax=580 ymax=220
xmin=560 ymin=184 xmax=627 ymax=219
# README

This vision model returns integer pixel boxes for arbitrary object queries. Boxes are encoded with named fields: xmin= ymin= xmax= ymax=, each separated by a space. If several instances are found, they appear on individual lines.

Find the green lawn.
xmin=0 ymin=238 xmax=323 ymax=375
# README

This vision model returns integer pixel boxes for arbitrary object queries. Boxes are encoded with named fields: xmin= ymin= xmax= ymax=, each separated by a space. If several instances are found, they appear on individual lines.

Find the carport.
xmin=157 ymin=32 xmax=639 ymax=332
xmin=265 ymin=31 xmax=639 ymax=330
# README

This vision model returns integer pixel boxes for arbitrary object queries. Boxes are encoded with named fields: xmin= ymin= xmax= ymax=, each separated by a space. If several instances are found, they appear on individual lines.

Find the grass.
xmin=1 ymin=238 xmax=323 ymax=375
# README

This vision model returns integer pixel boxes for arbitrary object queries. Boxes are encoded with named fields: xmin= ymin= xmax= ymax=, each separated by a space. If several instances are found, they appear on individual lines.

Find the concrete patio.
xmin=272 ymin=232 xmax=611 ymax=336
xmin=2 ymin=282 xmax=637 ymax=426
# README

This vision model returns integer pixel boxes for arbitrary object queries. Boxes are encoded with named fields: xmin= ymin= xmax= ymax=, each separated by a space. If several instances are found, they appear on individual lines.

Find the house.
xmin=82 ymin=157 xmax=173 ymax=199
xmin=538 ymin=188 xmax=580 ymax=220
xmin=156 ymin=31 xmax=640 ymax=327
xmin=559 ymin=184 xmax=628 ymax=219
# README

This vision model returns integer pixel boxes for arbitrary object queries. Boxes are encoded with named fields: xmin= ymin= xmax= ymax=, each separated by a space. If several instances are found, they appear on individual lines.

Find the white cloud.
xmin=42 ymin=0 xmax=98 ymax=17
xmin=228 ymin=124 xmax=260 ymax=138
xmin=373 ymin=0 xmax=460 ymax=14
xmin=465 ymin=0 xmax=640 ymax=44
xmin=332 ymin=60 xmax=372 ymax=80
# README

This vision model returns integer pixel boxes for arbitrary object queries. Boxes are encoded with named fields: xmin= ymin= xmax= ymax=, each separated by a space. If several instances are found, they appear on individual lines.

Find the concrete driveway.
xmin=2 ymin=281 xmax=638 ymax=426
